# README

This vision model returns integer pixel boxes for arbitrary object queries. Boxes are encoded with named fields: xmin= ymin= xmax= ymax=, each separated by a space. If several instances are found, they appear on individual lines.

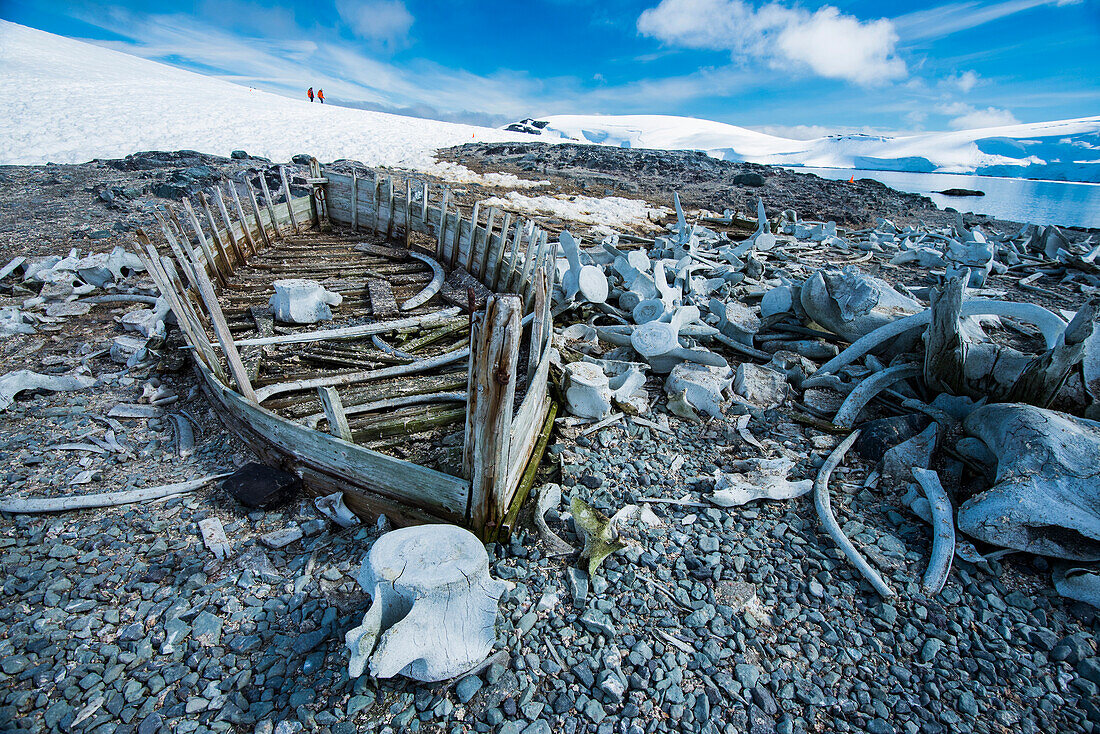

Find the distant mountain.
xmin=507 ymin=114 xmax=1100 ymax=183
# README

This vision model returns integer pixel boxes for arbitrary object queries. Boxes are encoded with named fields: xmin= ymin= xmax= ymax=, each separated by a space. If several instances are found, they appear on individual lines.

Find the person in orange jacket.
xmin=307 ymin=87 xmax=314 ymax=102
xmin=317 ymin=89 xmax=325 ymax=104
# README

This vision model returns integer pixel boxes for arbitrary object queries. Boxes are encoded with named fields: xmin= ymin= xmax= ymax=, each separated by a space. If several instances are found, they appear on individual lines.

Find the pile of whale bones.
xmin=3 ymin=193 xmax=1100 ymax=685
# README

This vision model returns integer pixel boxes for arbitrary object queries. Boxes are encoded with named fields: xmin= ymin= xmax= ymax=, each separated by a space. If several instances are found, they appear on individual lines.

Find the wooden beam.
xmin=181 ymin=198 xmax=226 ymax=286
xmin=200 ymin=193 xmax=234 ymax=274
xmin=258 ymin=173 xmax=281 ymax=239
xmin=463 ymin=295 xmax=522 ymax=536
xmin=228 ymin=185 xmax=257 ymax=257
xmin=175 ymin=231 xmax=258 ymax=401
xmin=350 ymin=171 xmax=359 ymax=231
xmin=317 ymin=387 xmax=353 ymax=442
xmin=213 ymin=187 xmax=245 ymax=265
xmin=246 ymin=180 xmax=273 ymax=250
xmin=280 ymin=166 xmax=299 ymax=232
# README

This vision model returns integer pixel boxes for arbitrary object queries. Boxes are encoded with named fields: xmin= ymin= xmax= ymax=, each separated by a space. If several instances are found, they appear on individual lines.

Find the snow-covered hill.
xmin=514 ymin=114 xmax=1100 ymax=183
xmin=0 ymin=21 xmax=529 ymax=182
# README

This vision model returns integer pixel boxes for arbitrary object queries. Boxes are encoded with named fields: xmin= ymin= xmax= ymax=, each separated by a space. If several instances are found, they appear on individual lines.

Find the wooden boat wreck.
xmin=133 ymin=161 xmax=556 ymax=539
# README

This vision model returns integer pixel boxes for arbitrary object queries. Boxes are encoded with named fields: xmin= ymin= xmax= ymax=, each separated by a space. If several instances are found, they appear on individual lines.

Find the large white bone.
xmin=559 ymin=231 xmax=608 ymax=304
xmin=959 ymin=404 xmax=1100 ymax=561
xmin=0 ymin=370 xmax=97 ymax=411
xmin=813 ymin=300 xmax=1067 ymax=377
xmin=708 ymin=457 xmax=812 ymax=507
xmin=346 ymin=525 xmax=510 ymax=681
xmin=269 ymin=279 xmax=343 ymax=324
xmin=800 ymin=268 xmax=923 ymax=346
xmin=664 ymin=362 xmax=732 ymax=419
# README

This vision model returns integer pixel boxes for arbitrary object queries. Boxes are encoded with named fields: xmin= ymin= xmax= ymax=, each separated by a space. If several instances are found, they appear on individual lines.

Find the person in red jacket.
xmin=317 ymin=89 xmax=325 ymax=104
xmin=307 ymin=87 xmax=314 ymax=102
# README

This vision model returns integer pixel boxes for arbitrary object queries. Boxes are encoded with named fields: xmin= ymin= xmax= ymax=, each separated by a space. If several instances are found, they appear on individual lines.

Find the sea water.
xmin=793 ymin=167 xmax=1100 ymax=229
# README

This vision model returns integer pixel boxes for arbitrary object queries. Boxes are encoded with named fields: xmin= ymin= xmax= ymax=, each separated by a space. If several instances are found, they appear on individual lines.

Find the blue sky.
xmin=3 ymin=0 xmax=1098 ymax=136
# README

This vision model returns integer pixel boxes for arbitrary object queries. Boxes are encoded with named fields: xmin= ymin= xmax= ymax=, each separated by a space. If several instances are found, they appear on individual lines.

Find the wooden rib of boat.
xmin=133 ymin=160 xmax=556 ymax=539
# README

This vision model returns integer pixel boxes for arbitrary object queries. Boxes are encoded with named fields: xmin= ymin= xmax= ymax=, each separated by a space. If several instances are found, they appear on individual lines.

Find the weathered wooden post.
xmin=463 ymin=295 xmax=522 ymax=537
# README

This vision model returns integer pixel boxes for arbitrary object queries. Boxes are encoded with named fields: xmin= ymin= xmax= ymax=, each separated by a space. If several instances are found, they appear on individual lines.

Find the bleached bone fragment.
xmin=535 ymin=483 xmax=572 ymax=554
xmin=800 ymin=268 xmax=923 ymax=347
xmin=121 ymin=298 xmax=171 ymax=338
xmin=198 ymin=517 xmax=230 ymax=560
xmin=709 ymin=298 xmax=760 ymax=345
xmin=346 ymin=525 xmax=510 ymax=681
xmin=631 ymin=305 xmax=726 ymax=373
xmin=1085 ymin=327 xmax=1100 ymax=405
xmin=562 ymin=362 xmax=613 ymax=419
xmin=911 ymin=468 xmax=955 ymax=595
xmin=0 ymin=370 xmax=97 ymax=411
xmin=664 ymin=363 xmax=732 ymax=419
xmin=0 ymin=307 xmax=35 ymax=336
xmin=1053 ymin=566 xmax=1100 ymax=608
xmin=882 ymin=423 xmax=938 ymax=478
xmin=314 ymin=492 xmax=361 ymax=528
xmin=260 ymin=526 xmax=304 ymax=549
xmin=813 ymin=299 xmax=1068 ymax=377
xmin=760 ymin=284 xmax=795 ymax=319
xmin=833 ymin=363 xmax=921 ymax=429
xmin=733 ymin=363 xmax=788 ymax=408
xmin=269 ymin=279 xmax=343 ymax=324
xmin=708 ymin=457 xmax=812 ymax=507
xmin=559 ymin=231 xmax=608 ymax=304
xmin=560 ymin=323 xmax=599 ymax=353
xmin=958 ymin=403 xmax=1100 ymax=560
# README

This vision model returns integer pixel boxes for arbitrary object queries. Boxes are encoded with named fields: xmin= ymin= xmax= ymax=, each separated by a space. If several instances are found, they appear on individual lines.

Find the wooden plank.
xmin=479 ymin=207 xmax=499 ymax=280
xmin=350 ymin=171 xmax=359 ymax=231
xmin=372 ymin=176 xmax=381 ymax=235
xmin=213 ymin=187 xmax=245 ymax=265
xmin=404 ymin=178 xmax=413 ymax=247
xmin=259 ymin=173 xmax=281 ymax=239
xmin=420 ymin=181 xmax=428 ymax=227
xmin=200 ymin=363 xmax=469 ymax=517
xmin=385 ymin=178 xmax=395 ymax=239
xmin=498 ymin=399 xmax=557 ymax=540
xmin=465 ymin=202 xmax=481 ymax=274
xmin=317 ymin=387 xmax=353 ymax=442
xmin=232 ymin=307 xmax=461 ymax=347
xmin=134 ymin=231 xmax=221 ymax=378
xmin=528 ymin=265 xmax=548 ymax=385
xmin=436 ymin=189 xmax=448 ymax=260
xmin=229 ymin=185 xmax=257 ymax=256
xmin=247 ymin=181 xmax=273 ymax=250
xmin=280 ymin=166 xmax=299 ymax=232
xmin=181 ymin=198 xmax=226 ymax=286
xmin=505 ymin=357 xmax=552 ymax=496
xmin=503 ymin=219 xmax=526 ymax=294
xmin=525 ymin=231 xmax=551 ymax=311
xmin=200 ymin=193 xmax=234 ymax=274
xmin=176 ymin=233 xmax=258 ymax=402
xmin=366 ymin=278 xmax=398 ymax=317
xmin=488 ymin=212 xmax=511 ymax=289
xmin=463 ymin=295 xmax=522 ymax=536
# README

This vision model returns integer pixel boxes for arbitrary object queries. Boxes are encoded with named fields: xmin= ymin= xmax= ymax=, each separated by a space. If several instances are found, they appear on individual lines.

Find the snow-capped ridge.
xmin=510 ymin=114 xmax=1100 ymax=183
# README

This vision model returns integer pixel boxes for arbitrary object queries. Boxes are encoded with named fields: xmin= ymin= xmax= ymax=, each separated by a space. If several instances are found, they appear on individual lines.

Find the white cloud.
xmin=938 ymin=102 xmax=1020 ymax=129
xmin=944 ymin=69 xmax=979 ymax=92
xmin=894 ymin=0 xmax=1084 ymax=43
xmin=636 ymin=0 xmax=906 ymax=85
xmin=334 ymin=0 xmax=413 ymax=49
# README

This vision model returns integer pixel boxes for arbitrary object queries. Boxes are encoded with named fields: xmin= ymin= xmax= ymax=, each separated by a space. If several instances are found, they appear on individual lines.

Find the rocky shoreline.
xmin=1 ymin=149 xmax=1098 ymax=734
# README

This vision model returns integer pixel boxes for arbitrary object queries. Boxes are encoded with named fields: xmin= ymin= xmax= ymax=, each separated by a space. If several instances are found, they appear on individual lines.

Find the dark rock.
xmin=221 ymin=463 xmax=300 ymax=509
xmin=733 ymin=173 xmax=766 ymax=187
xmin=937 ymin=188 xmax=984 ymax=197
xmin=291 ymin=154 xmax=313 ymax=165
xmin=854 ymin=414 xmax=931 ymax=462
xmin=231 ymin=150 xmax=250 ymax=160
